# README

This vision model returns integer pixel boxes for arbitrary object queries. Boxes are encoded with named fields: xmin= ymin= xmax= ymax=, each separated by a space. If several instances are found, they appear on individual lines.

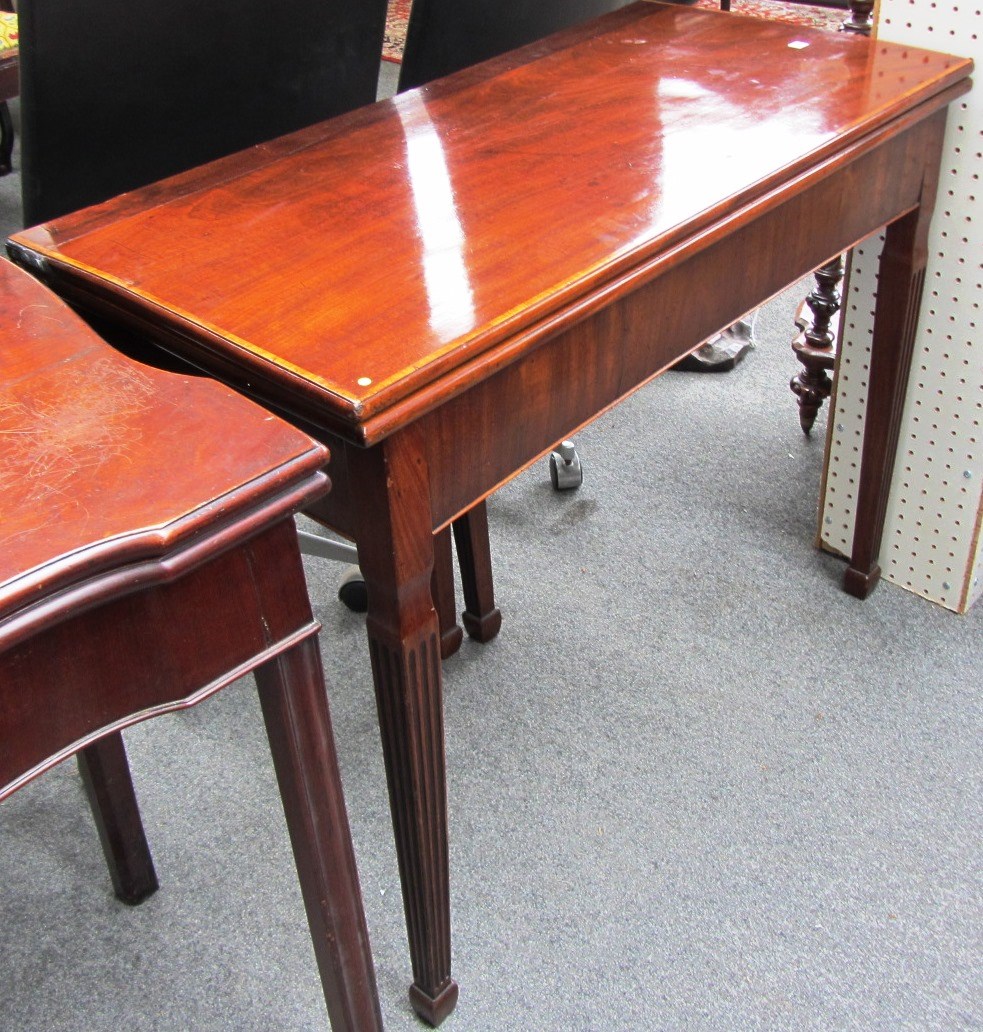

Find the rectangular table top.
xmin=9 ymin=2 xmax=972 ymax=442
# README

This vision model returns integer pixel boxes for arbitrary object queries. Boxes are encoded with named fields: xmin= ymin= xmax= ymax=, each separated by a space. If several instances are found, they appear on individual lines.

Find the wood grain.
xmin=11 ymin=4 xmax=971 ymax=440
xmin=6 ymin=5 xmax=972 ymax=1022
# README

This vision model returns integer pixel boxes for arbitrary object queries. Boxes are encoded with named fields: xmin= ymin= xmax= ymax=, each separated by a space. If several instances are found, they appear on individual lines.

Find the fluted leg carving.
xmin=348 ymin=428 xmax=458 ymax=1026
xmin=368 ymin=628 xmax=457 ymax=1024
xmin=845 ymin=221 xmax=927 ymax=597
xmin=845 ymin=112 xmax=946 ymax=598
xmin=791 ymin=253 xmax=845 ymax=434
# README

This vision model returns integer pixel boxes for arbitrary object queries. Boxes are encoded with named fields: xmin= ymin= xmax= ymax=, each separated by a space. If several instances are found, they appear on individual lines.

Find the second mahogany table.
xmin=0 ymin=258 xmax=382 ymax=1031
xmin=8 ymin=3 xmax=973 ymax=1022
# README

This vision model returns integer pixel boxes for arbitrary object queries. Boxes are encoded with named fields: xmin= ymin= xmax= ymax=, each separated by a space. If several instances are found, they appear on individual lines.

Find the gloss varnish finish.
xmin=12 ymin=3 xmax=971 ymax=440
xmin=9 ymin=3 xmax=973 ymax=1023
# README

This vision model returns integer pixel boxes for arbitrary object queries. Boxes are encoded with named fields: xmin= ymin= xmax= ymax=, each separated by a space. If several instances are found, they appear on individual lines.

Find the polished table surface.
xmin=9 ymin=3 xmax=971 ymax=444
xmin=8 ymin=3 xmax=973 ymax=1023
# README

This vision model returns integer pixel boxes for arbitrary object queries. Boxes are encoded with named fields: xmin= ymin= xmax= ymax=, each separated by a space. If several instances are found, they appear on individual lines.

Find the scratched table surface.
xmin=10 ymin=2 xmax=971 ymax=438
xmin=0 ymin=259 xmax=324 ymax=618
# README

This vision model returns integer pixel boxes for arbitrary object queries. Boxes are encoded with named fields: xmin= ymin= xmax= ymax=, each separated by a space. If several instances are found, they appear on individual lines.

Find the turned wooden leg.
xmin=432 ymin=526 xmax=464 ymax=659
xmin=256 ymin=636 xmax=384 ymax=1032
xmin=845 ymin=115 xmax=944 ymax=598
xmin=77 ymin=732 xmax=159 ymax=905
xmin=791 ymin=254 xmax=845 ymax=435
xmin=843 ymin=0 xmax=874 ymax=35
xmin=349 ymin=429 xmax=457 ymax=1027
xmin=452 ymin=501 xmax=502 ymax=644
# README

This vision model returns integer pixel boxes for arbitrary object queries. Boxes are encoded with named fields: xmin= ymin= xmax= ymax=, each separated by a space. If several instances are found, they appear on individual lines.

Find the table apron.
xmin=306 ymin=109 xmax=946 ymax=537
xmin=417 ymin=109 xmax=945 ymax=528
xmin=307 ymin=109 xmax=944 ymax=536
xmin=0 ymin=518 xmax=319 ymax=799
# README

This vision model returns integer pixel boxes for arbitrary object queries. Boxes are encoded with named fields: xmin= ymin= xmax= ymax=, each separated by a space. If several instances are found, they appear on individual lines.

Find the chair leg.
xmin=0 ymin=100 xmax=13 ymax=176
xmin=255 ymin=637 xmax=384 ymax=1032
xmin=452 ymin=501 xmax=502 ymax=643
xmin=77 ymin=733 xmax=159 ymax=905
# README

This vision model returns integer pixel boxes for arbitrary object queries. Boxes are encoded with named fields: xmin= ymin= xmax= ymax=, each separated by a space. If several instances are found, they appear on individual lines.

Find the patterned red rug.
xmin=382 ymin=0 xmax=846 ymax=63
xmin=699 ymin=0 xmax=845 ymax=30
xmin=383 ymin=0 xmax=412 ymax=63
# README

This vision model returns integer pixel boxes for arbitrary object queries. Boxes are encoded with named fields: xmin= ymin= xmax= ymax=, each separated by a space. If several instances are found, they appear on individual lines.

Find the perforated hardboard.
xmin=820 ymin=0 xmax=982 ymax=613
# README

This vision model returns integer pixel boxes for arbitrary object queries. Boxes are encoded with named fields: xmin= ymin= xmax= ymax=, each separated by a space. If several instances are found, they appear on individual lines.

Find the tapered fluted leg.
xmin=349 ymin=428 xmax=457 ymax=1026
xmin=77 ymin=732 xmax=159 ymax=905
xmin=256 ymin=636 xmax=384 ymax=1032
xmin=452 ymin=501 xmax=502 ymax=643
xmin=845 ymin=121 xmax=944 ymax=598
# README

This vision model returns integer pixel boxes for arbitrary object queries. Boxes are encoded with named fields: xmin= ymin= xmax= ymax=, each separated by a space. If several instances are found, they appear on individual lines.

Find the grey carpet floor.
xmin=1 ymin=97 xmax=980 ymax=1031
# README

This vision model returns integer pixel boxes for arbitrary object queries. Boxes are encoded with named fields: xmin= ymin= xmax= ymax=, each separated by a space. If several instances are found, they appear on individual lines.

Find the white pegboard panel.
xmin=820 ymin=1 xmax=982 ymax=613
xmin=819 ymin=234 xmax=879 ymax=558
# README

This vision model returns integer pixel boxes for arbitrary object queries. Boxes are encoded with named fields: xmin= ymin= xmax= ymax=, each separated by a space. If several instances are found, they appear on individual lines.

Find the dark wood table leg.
xmin=791 ymin=254 xmax=845 ymax=434
xmin=432 ymin=526 xmax=465 ymax=659
xmin=76 ymin=733 xmax=159 ymax=905
xmin=845 ymin=120 xmax=943 ymax=598
xmin=348 ymin=428 xmax=458 ymax=1027
xmin=452 ymin=501 xmax=502 ymax=643
xmin=256 ymin=636 xmax=385 ymax=1032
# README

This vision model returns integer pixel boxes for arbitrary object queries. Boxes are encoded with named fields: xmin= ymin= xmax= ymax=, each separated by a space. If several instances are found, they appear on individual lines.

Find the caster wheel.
xmin=337 ymin=567 xmax=368 ymax=613
xmin=549 ymin=440 xmax=583 ymax=491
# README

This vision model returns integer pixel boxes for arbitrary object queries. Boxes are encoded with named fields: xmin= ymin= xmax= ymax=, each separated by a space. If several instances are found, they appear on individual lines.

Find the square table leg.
xmin=432 ymin=525 xmax=465 ymax=659
xmin=453 ymin=500 xmax=503 ymax=644
xmin=77 ymin=734 xmax=159 ymax=905
xmin=256 ymin=636 xmax=385 ymax=1032
xmin=845 ymin=115 xmax=945 ymax=599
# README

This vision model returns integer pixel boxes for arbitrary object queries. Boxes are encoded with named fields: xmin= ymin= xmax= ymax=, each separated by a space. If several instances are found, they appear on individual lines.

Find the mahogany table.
xmin=0 ymin=258 xmax=382 ymax=1032
xmin=8 ymin=3 xmax=972 ymax=1023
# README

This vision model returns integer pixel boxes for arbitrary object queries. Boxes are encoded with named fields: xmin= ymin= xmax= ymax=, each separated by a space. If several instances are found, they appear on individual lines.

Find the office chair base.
xmin=337 ymin=567 xmax=369 ymax=613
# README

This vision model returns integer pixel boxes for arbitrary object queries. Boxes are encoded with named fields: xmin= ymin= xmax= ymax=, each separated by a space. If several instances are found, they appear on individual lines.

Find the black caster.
xmin=337 ymin=567 xmax=368 ymax=612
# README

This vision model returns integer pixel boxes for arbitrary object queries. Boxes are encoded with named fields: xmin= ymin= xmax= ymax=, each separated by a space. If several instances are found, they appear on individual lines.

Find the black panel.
xmin=18 ymin=0 xmax=387 ymax=225
xmin=397 ymin=0 xmax=637 ymax=92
